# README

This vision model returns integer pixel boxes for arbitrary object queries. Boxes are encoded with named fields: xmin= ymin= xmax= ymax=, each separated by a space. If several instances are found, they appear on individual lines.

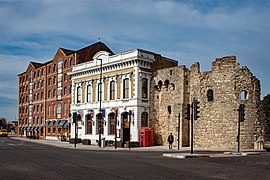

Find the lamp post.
xmin=97 ymin=58 xmax=103 ymax=147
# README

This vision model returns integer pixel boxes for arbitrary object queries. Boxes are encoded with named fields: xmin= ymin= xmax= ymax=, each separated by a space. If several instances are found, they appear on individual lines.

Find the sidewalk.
xmin=10 ymin=136 xmax=266 ymax=158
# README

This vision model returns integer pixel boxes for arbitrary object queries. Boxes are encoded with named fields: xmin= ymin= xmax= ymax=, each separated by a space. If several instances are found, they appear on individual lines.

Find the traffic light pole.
xmin=191 ymin=102 xmax=194 ymax=154
xmin=177 ymin=113 xmax=180 ymax=151
xmin=237 ymin=115 xmax=240 ymax=153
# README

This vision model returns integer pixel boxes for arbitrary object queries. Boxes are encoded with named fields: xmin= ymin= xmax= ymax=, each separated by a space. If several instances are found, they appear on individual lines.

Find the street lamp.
xmin=97 ymin=58 xmax=103 ymax=147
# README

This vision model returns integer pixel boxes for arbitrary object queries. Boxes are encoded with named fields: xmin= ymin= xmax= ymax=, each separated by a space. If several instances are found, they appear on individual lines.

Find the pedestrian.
xmin=168 ymin=133 xmax=174 ymax=151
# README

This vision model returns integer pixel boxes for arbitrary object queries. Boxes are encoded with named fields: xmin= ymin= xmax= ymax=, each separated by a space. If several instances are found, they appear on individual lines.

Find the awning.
xmin=63 ymin=122 xmax=69 ymax=128
xmin=58 ymin=120 xmax=67 ymax=128
xmin=32 ymin=127 xmax=37 ymax=131
xmin=19 ymin=127 xmax=22 ymax=131
xmin=22 ymin=127 xmax=25 ymax=131
xmin=53 ymin=121 xmax=58 ymax=128
xmin=37 ymin=126 xmax=43 ymax=131
xmin=27 ymin=127 xmax=32 ymax=131
xmin=46 ymin=121 xmax=51 ymax=127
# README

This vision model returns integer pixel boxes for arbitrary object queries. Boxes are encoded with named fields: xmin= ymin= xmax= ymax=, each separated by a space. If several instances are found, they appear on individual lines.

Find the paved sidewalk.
xmin=10 ymin=136 xmax=266 ymax=157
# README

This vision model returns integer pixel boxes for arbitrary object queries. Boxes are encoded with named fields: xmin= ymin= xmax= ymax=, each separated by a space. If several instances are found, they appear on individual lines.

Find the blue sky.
xmin=0 ymin=0 xmax=269 ymax=121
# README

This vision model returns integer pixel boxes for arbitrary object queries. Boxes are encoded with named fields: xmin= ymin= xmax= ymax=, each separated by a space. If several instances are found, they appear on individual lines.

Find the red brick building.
xmin=18 ymin=42 xmax=113 ymax=140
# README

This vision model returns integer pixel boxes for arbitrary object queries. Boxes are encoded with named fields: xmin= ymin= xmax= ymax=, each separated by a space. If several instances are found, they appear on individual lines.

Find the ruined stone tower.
xmin=150 ymin=56 xmax=266 ymax=149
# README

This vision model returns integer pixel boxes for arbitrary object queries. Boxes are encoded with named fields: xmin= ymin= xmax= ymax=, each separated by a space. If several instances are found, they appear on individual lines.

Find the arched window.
xmin=85 ymin=114 xmax=92 ymax=134
xmin=87 ymin=85 xmax=91 ymax=102
xmin=164 ymin=80 xmax=169 ymax=88
xmin=110 ymin=81 xmax=115 ymax=100
xmin=77 ymin=86 xmax=82 ymax=103
xmin=142 ymin=78 xmax=148 ymax=99
xmin=240 ymin=90 xmax=248 ymax=100
xmin=48 ymin=90 xmax=51 ymax=98
xmin=207 ymin=89 xmax=214 ymax=102
xmin=96 ymin=113 xmax=104 ymax=135
xmin=123 ymin=78 xmax=129 ymax=99
xmin=108 ymin=113 xmax=116 ymax=135
xmin=141 ymin=112 xmax=148 ymax=127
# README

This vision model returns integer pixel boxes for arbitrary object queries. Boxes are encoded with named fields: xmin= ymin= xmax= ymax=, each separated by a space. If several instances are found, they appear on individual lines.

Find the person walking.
xmin=168 ymin=133 xmax=174 ymax=151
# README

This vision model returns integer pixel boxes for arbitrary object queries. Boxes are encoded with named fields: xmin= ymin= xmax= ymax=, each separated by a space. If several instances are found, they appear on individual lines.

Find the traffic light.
xmin=184 ymin=104 xmax=190 ymax=120
xmin=239 ymin=104 xmax=245 ymax=122
xmin=72 ymin=112 xmax=77 ymax=123
xmin=194 ymin=100 xmax=200 ymax=120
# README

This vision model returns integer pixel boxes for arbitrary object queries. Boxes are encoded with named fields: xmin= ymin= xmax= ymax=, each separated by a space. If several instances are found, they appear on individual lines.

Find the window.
xmin=64 ymin=104 xmax=66 ymax=115
xmin=48 ymin=90 xmax=51 ymax=98
xmin=37 ymin=93 xmax=39 ymax=100
xmin=37 ymin=82 xmax=40 ymax=89
xmin=37 ymin=71 xmax=39 ymax=77
xmin=240 ymin=90 xmax=248 ymax=100
xmin=48 ymin=78 xmax=51 ymax=86
xmin=53 ymin=104 xmax=56 ymax=116
xmin=207 ymin=89 xmax=214 ymax=102
xmin=49 ymin=66 xmax=51 ymax=73
xmin=123 ymin=78 xmax=129 ymax=99
xmin=41 ymin=92 xmax=43 ymax=99
xmin=168 ymin=106 xmax=172 ymax=114
xmin=37 ymin=105 xmax=39 ymax=112
xmin=110 ymin=81 xmax=115 ymax=100
xmin=53 ymin=89 xmax=56 ymax=97
xmin=96 ymin=113 xmax=104 ymax=135
xmin=108 ymin=113 xmax=116 ymax=135
xmin=69 ymin=85 xmax=72 ymax=94
xmin=97 ymin=83 xmax=102 ymax=101
xmin=86 ymin=114 xmax=92 ymax=134
xmin=57 ymin=103 xmax=62 ymax=118
xmin=87 ymin=85 xmax=91 ymax=102
xmin=53 ymin=64 xmax=56 ymax=72
xmin=48 ymin=105 xmax=50 ymax=116
xmin=41 ymin=105 xmax=43 ymax=112
xmin=142 ymin=78 xmax=148 ymax=99
xmin=53 ymin=76 xmax=56 ymax=84
xmin=141 ymin=112 xmax=148 ymax=127
xmin=77 ymin=86 xmax=82 ymax=103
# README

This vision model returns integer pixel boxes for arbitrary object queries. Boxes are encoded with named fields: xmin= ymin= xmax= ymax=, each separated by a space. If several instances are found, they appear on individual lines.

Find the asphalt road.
xmin=0 ymin=137 xmax=269 ymax=180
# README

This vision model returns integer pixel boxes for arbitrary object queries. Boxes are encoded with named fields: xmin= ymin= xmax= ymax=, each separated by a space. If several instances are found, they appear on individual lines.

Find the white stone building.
xmin=69 ymin=49 xmax=177 ymax=146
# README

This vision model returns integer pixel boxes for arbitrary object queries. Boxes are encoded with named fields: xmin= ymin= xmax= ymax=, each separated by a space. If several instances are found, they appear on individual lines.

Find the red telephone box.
xmin=148 ymin=128 xmax=154 ymax=146
xmin=140 ymin=128 xmax=154 ymax=147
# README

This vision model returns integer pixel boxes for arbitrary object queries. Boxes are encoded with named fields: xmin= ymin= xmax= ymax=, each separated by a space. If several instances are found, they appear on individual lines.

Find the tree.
xmin=0 ymin=117 xmax=7 ymax=129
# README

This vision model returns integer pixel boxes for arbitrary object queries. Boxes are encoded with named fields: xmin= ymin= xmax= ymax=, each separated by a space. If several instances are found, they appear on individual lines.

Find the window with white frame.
xmin=57 ymin=103 xmax=62 ymax=118
xmin=77 ymin=86 xmax=82 ymax=103
xmin=97 ymin=83 xmax=102 ymax=101
xmin=87 ymin=85 xmax=91 ymax=102
xmin=142 ymin=78 xmax=148 ymax=99
xmin=110 ymin=81 xmax=115 ymax=100
xmin=123 ymin=78 xmax=129 ymax=99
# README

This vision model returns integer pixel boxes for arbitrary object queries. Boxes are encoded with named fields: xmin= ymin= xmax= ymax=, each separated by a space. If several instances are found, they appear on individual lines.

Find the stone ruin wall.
xmin=189 ymin=56 xmax=264 ymax=149
xmin=150 ymin=66 xmax=189 ymax=147
xmin=149 ymin=55 xmax=266 ymax=149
